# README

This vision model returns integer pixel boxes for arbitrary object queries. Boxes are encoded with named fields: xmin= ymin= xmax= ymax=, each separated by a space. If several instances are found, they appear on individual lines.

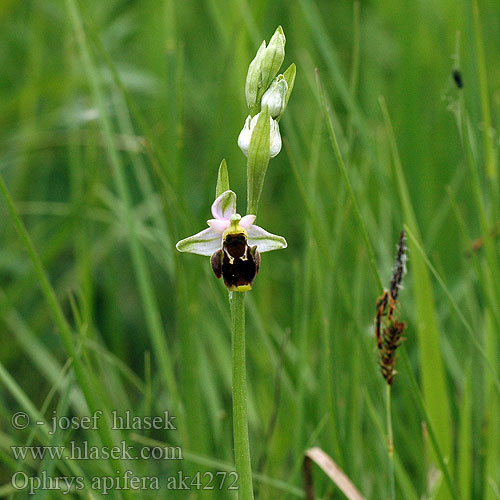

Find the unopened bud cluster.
xmin=238 ymin=26 xmax=295 ymax=159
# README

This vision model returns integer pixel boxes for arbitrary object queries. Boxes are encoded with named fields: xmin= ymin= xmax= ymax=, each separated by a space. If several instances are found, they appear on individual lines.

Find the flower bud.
xmin=261 ymin=26 xmax=286 ymax=90
xmin=245 ymin=26 xmax=286 ymax=111
xmin=237 ymin=115 xmax=253 ymax=156
xmin=245 ymin=41 xmax=266 ymax=110
xmin=261 ymin=75 xmax=288 ymax=118
xmin=238 ymin=113 xmax=282 ymax=159
xmin=269 ymin=119 xmax=282 ymax=158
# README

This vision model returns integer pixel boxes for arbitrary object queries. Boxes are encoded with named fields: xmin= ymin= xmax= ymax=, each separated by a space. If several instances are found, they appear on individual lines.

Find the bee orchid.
xmin=176 ymin=190 xmax=287 ymax=291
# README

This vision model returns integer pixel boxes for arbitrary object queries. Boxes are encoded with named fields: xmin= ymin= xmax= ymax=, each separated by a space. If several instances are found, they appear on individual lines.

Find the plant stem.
xmin=386 ymin=384 xmax=395 ymax=500
xmin=230 ymin=291 xmax=254 ymax=500
xmin=400 ymin=349 xmax=460 ymax=500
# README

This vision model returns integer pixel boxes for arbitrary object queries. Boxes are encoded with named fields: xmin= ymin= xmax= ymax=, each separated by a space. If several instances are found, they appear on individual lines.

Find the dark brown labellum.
xmin=210 ymin=232 xmax=260 ymax=291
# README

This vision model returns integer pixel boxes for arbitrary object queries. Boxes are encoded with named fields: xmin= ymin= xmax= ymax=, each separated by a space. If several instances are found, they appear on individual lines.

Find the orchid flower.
xmin=176 ymin=190 xmax=286 ymax=291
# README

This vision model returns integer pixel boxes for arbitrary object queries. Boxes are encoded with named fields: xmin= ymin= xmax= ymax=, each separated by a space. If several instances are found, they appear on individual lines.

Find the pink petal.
xmin=207 ymin=219 xmax=230 ymax=234
xmin=240 ymin=214 xmax=256 ymax=229
xmin=211 ymin=190 xmax=236 ymax=220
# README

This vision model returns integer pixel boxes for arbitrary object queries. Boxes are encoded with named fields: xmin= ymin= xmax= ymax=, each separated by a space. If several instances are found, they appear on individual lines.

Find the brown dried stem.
xmin=303 ymin=447 xmax=367 ymax=500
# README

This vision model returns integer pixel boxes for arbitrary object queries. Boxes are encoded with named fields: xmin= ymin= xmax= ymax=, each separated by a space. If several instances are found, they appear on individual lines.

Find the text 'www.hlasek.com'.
xmin=10 ymin=410 xmax=239 ymax=495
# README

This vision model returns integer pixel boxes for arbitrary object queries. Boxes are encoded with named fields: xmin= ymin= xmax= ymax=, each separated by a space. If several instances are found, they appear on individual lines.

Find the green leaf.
xmin=246 ymin=107 xmax=270 ymax=216
xmin=457 ymin=363 xmax=472 ymax=500
xmin=278 ymin=63 xmax=296 ymax=121
xmin=216 ymin=159 xmax=230 ymax=197
xmin=380 ymin=97 xmax=452 ymax=487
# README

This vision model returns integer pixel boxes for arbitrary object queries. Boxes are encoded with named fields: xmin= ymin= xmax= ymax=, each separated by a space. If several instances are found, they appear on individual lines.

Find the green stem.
xmin=400 ymin=349 xmax=460 ymax=500
xmin=471 ymin=0 xmax=498 ymax=186
xmin=230 ymin=291 xmax=254 ymax=500
xmin=386 ymin=384 xmax=395 ymax=500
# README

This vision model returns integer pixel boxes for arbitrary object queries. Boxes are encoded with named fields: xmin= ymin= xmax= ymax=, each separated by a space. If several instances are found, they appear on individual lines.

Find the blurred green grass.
xmin=1 ymin=0 xmax=499 ymax=498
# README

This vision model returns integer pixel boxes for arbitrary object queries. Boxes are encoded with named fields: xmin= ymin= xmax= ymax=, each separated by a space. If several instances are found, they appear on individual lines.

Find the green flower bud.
xmin=262 ymin=27 xmax=286 ymax=86
xmin=245 ymin=41 xmax=266 ymax=111
xmin=261 ymin=75 xmax=288 ymax=118
xmin=245 ymin=26 xmax=286 ymax=113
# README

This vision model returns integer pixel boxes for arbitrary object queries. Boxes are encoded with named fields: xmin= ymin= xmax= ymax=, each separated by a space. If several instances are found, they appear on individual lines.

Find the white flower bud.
xmin=237 ymin=115 xmax=253 ymax=156
xmin=238 ymin=113 xmax=282 ymax=159
xmin=261 ymin=75 xmax=288 ymax=118
xmin=269 ymin=118 xmax=282 ymax=158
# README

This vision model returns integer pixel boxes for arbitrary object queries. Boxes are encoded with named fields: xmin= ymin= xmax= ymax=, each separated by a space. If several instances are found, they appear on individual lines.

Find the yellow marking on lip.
xmin=240 ymin=247 xmax=249 ymax=261
xmin=228 ymin=284 xmax=252 ymax=292
xmin=224 ymin=248 xmax=234 ymax=264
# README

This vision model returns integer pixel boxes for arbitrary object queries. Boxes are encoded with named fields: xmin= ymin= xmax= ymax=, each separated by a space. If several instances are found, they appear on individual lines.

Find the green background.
xmin=0 ymin=0 xmax=499 ymax=498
